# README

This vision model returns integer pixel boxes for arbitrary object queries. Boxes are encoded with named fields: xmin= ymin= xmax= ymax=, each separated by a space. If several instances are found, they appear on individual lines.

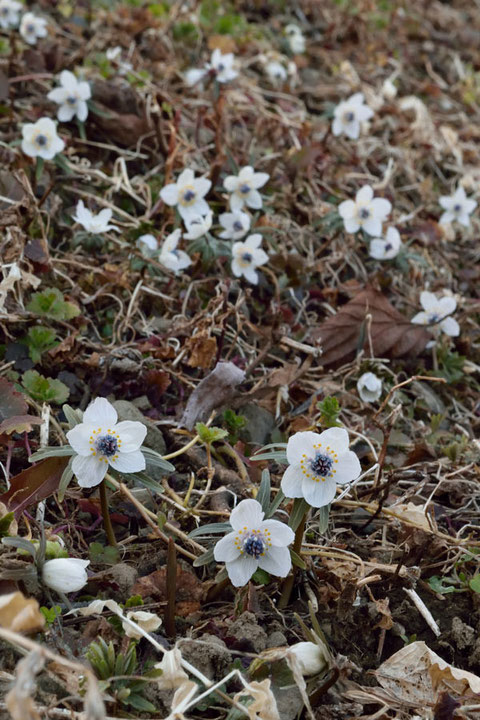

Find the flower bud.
xmin=288 ymin=641 xmax=328 ymax=676
xmin=42 ymin=558 xmax=89 ymax=594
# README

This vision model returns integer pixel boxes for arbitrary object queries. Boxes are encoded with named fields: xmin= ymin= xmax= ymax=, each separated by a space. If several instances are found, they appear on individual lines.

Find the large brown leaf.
xmin=311 ymin=288 xmax=431 ymax=367
xmin=0 ymin=456 xmax=69 ymax=517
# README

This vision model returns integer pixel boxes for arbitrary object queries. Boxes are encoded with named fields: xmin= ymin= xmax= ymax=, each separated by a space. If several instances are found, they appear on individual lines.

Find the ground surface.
xmin=1 ymin=0 xmax=480 ymax=719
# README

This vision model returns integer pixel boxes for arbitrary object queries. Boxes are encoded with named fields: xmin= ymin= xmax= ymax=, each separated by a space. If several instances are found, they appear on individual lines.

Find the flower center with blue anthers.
xmin=233 ymin=220 xmax=243 ymax=232
xmin=384 ymin=242 xmax=393 ymax=252
xmin=242 ymin=252 xmax=253 ymax=263
xmin=344 ymin=111 xmax=355 ymax=122
xmin=453 ymin=203 xmax=462 ymax=213
xmin=427 ymin=312 xmax=441 ymax=324
xmin=234 ymin=526 xmax=272 ymax=558
xmin=239 ymin=183 xmax=251 ymax=195
xmin=89 ymin=427 xmax=122 ymax=463
xmin=180 ymin=187 xmax=197 ymax=206
xmin=66 ymin=96 xmax=77 ymax=105
xmin=35 ymin=134 xmax=47 ymax=146
xmin=359 ymin=207 xmax=370 ymax=219
xmin=26 ymin=23 xmax=35 ymax=33
xmin=299 ymin=442 xmax=338 ymax=483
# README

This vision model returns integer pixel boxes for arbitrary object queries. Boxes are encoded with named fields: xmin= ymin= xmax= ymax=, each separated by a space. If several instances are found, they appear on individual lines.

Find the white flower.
xmin=183 ymin=211 xmax=213 ymax=240
xmin=357 ymin=372 xmax=382 ymax=403
xmin=213 ymin=498 xmax=294 ymax=587
xmin=382 ymin=78 xmax=397 ymax=100
xmin=42 ymin=558 xmax=89 ymax=594
xmin=19 ymin=12 xmax=47 ymax=44
xmin=123 ymin=610 xmax=162 ymax=639
xmin=106 ymin=46 xmax=121 ymax=61
xmin=285 ymin=24 xmax=305 ymax=54
xmin=72 ymin=200 xmax=119 ymax=234
xmin=159 ymin=229 xmax=192 ymax=273
xmin=265 ymin=60 xmax=287 ymax=83
xmin=210 ymin=48 xmax=237 ymax=83
xmin=234 ymin=679 xmax=280 ymax=720
xmin=439 ymin=186 xmax=477 ymax=227
xmin=287 ymin=642 xmax=328 ymax=676
xmin=21 ymin=117 xmax=65 ymax=160
xmin=185 ymin=68 xmax=208 ymax=88
xmin=154 ymin=649 xmax=189 ymax=689
xmin=160 ymin=168 xmax=211 ymax=223
xmin=338 ymin=185 xmax=391 ymax=237
xmin=411 ymin=291 xmax=460 ymax=337
xmin=47 ymin=70 xmax=91 ymax=123
xmin=332 ymin=93 xmax=374 ymax=140
xmin=106 ymin=46 xmax=133 ymax=75
xmin=369 ymin=226 xmax=402 ymax=260
xmin=0 ymin=0 xmax=22 ymax=29
xmin=231 ymin=234 xmax=268 ymax=284
xmin=219 ymin=210 xmax=251 ymax=240
xmin=281 ymin=428 xmax=361 ymax=508
xmin=136 ymin=234 xmax=158 ymax=256
xmin=66 ymin=397 xmax=147 ymax=488
xmin=224 ymin=166 xmax=270 ymax=212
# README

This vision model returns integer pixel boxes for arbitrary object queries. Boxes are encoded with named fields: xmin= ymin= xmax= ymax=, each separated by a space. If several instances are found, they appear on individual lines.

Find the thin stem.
xmin=278 ymin=511 xmax=307 ymax=609
xmin=99 ymin=479 xmax=117 ymax=547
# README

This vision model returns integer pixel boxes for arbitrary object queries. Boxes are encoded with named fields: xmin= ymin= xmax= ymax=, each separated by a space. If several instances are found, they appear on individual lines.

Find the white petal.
xmin=245 ymin=190 xmax=263 ymax=210
xmin=114 ymin=421 xmax=147 ymax=452
xmin=193 ymin=177 xmax=211 ymax=197
xmin=177 ymin=168 xmax=195 ymax=186
xmin=47 ymin=87 xmax=68 ymax=103
xmin=349 ymin=92 xmax=364 ymax=105
xmin=231 ymin=258 xmax=243 ymax=277
xmin=238 ymin=166 xmax=254 ymax=180
xmin=66 ymin=423 xmax=97 ymax=455
xmin=369 ymin=239 xmax=387 ymax=259
xmin=260 ymin=520 xmax=295 ymax=546
xmin=72 ymin=453 xmax=108 ymax=488
xmin=83 ymin=397 xmax=117 ymax=426
xmin=280 ymin=464 xmax=304 ymax=498
xmin=439 ymin=211 xmax=454 ymax=225
xmin=420 ymin=291 xmax=438 ymax=312
xmin=286 ymin=431 xmax=320 ymax=464
xmin=224 ymin=175 xmax=239 ymax=192
xmin=317 ymin=427 xmax=350 ymax=454
xmin=258 ymin=545 xmax=291 ymax=577
xmin=440 ymin=316 xmax=460 ymax=337
xmin=331 ymin=118 xmax=343 ymax=136
xmin=439 ymin=196 xmax=454 ymax=211
xmin=302 ymin=477 xmax=337 ymax=508
xmin=57 ymin=104 xmax=76 ymax=122
xmin=252 ymin=249 xmax=268 ymax=266
xmin=77 ymin=82 xmax=91 ymax=100
xmin=344 ymin=121 xmax=361 ymax=140
xmin=160 ymin=183 xmax=179 ymax=206
xmin=226 ymin=556 xmax=258 ymax=587
xmin=437 ymin=296 xmax=456 ymax=317
xmin=338 ymin=199 xmax=355 ymax=219
xmin=76 ymin=100 xmax=88 ymax=122
xmin=243 ymin=266 xmax=259 ymax=284
xmin=370 ymin=197 xmax=392 ymax=219
xmin=344 ymin=217 xmax=360 ymax=233
xmin=334 ymin=450 xmax=361 ymax=485
xmin=356 ymin=185 xmax=373 ymax=204
xmin=356 ymin=105 xmax=374 ymax=121
xmin=411 ymin=311 xmax=428 ymax=325
xmin=230 ymin=194 xmax=244 ymax=211
xmin=109 ymin=450 xmax=146 ymax=474
xmin=245 ymin=233 xmax=262 ymax=249
xmin=362 ymin=216 xmax=382 ymax=237
xmin=457 ymin=213 xmax=471 ymax=227
xmin=60 ymin=70 xmax=77 ymax=90
xmin=230 ymin=498 xmax=264 ymax=531
xmin=214 ymin=532 xmax=241 ymax=562
xmin=250 ymin=172 xmax=270 ymax=189
xmin=463 ymin=198 xmax=477 ymax=214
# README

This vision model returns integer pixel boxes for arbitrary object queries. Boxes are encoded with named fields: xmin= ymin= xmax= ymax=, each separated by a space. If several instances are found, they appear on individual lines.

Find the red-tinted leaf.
xmin=0 ymin=456 xmax=69 ymax=517
xmin=0 ymin=415 xmax=43 ymax=435
xmin=311 ymin=287 xmax=431 ymax=367
xmin=0 ymin=378 xmax=27 ymax=423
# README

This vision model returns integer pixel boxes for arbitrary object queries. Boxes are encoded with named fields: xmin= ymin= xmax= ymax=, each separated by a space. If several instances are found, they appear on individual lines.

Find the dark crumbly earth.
xmin=1 ymin=0 xmax=480 ymax=718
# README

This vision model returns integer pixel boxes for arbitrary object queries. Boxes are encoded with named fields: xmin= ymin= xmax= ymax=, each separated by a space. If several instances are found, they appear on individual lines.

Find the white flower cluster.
xmin=185 ymin=49 xmax=238 ymax=88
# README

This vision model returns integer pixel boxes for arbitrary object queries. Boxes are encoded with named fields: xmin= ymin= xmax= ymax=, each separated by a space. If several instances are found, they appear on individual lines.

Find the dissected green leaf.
xmin=22 ymin=370 xmax=70 ymax=405
xmin=25 ymin=326 xmax=59 ymax=363
xmin=27 ymin=287 xmax=80 ymax=321
xmin=195 ymin=422 xmax=228 ymax=444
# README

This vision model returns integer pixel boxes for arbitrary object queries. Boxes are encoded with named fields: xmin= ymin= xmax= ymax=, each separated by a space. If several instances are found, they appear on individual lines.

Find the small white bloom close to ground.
xmin=281 ymin=428 xmax=361 ymax=508
xmin=72 ymin=200 xmax=119 ymax=234
xmin=287 ymin=641 xmax=329 ymax=676
xmin=218 ymin=210 xmax=251 ymax=240
xmin=66 ymin=397 xmax=147 ymax=488
xmin=19 ymin=12 xmax=47 ymax=44
xmin=369 ymin=226 xmax=402 ymax=260
xmin=338 ymin=185 xmax=392 ymax=237
xmin=224 ymin=166 xmax=270 ymax=211
xmin=160 ymin=169 xmax=211 ymax=223
xmin=47 ymin=70 xmax=91 ymax=122
xmin=210 ymin=48 xmax=238 ymax=83
xmin=284 ymin=24 xmax=305 ymax=54
xmin=21 ymin=117 xmax=65 ymax=160
xmin=439 ymin=186 xmax=477 ymax=227
xmin=233 ymin=679 xmax=280 ymax=720
xmin=357 ymin=372 xmax=383 ymax=403
xmin=411 ymin=291 xmax=460 ymax=337
xmin=154 ymin=648 xmax=189 ymax=689
xmin=214 ymin=498 xmax=295 ymax=587
xmin=183 ymin=211 xmax=213 ymax=240
xmin=123 ymin=610 xmax=162 ymax=639
xmin=159 ymin=229 xmax=192 ymax=272
xmin=185 ymin=68 xmax=208 ymax=88
xmin=332 ymin=92 xmax=374 ymax=140
xmin=231 ymin=234 xmax=268 ymax=284
xmin=136 ymin=234 xmax=158 ymax=256
xmin=0 ymin=0 xmax=22 ymax=29
xmin=42 ymin=558 xmax=90 ymax=594
xmin=265 ymin=60 xmax=288 ymax=83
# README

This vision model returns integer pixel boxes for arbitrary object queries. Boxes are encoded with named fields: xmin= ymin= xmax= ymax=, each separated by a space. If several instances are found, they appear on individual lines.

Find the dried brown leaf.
xmin=0 ymin=456 xmax=69 ymax=517
xmin=0 ymin=592 xmax=45 ymax=633
xmin=181 ymin=361 xmax=245 ymax=429
xmin=311 ymin=287 xmax=431 ymax=367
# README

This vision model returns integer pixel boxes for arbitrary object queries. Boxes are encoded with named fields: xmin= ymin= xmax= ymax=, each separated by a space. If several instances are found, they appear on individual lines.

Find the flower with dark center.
xmin=359 ymin=207 xmax=370 ymax=219
xmin=239 ymin=183 xmax=251 ymax=195
xmin=453 ymin=203 xmax=462 ymax=212
xmin=233 ymin=220 xmax=243 ymax=231
xmin=95 ymin=434 xmax=119 ymax=457
xmin=217 ymin=63 xmax=225 ymax=71
xmin=384 ymin=242 xmax=392 ymax=252
xmin=26 ymin=23 xmax=35 ymax=32
xmin=66 ymin=96 xmax=77 ymax=105
xmin=35 ymin=134 xmax=47 ymax=146
xmin=428 ymin=313 xmax=440 ymax=324
xmin=310 ymin=452 xmax=333 ymax=478
xmin=344 ymin=111 xmax=355 ymax=122
xmin=243 ymin=533 xmax=266 ymax=558
xmin=242 ymin=252 xmax=253 ymax=263
xmin=183 ymin=189 xmax=196 ymax=203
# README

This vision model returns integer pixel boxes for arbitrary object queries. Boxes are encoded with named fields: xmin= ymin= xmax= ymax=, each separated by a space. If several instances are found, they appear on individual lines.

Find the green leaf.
xmin=124 ymin=695 xmax=156 ymax=712
xmin=317 ymin=504 xmax=331 ymax=534
xmin=469 ymin=576 xmax=480 ymax=593
xmin=290 ymin=549 xmax=306 ymax=570
xmin=288 ymin=498 xmax=310 ymax=531
xmin=89 ymin=541 xmax=120 ymax=566
xmin=0 ymin=511 xmax=15 ymax=537
xmin=22 ymin=370 xmax=70 ymax=405
xmin=195 ymin=422 xmax=228 ymax=444
xmin=141 ymin=446 xmax=175 ymax=473
xmin=250 ymin=449 xmax=287 ymax=463
xmin=266 ymin=489 xmax=285 ymax=519
xmin=125 ymin=594 xmax=144 ymax=608
xmin=256 ymin=469 xmax=271 ymax=514
xmin=62 ymin=404 xmax=83 ymax=428
xmin=317 ymin=396 xmax=341 ymax=428
xmin=40 ymin=605 xmax=62 ymax=625
xmin=125 ymin=471 xmax=165 ymax=494
xmin=2 ymin=536 xmax=37 ymax=558
xmin=427 ymin=575 xmax=458 ymax=594
xmin=193 ymin=547 xmax=215 ymax=567
xmin=27 ymin=287 xmax=80 ymax=321
xmin=25 ymin=326 xmax=58 ymax=364
xmin=251 ymin=568 xmax=270 ymax=584
xmin=57 ymin=458 xmax=74 ymax=502
xmin=188 ymin=522 xmax=232 ymax=539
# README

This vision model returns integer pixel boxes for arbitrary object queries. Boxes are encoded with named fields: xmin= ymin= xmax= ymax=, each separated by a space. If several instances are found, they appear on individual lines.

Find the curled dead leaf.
xmin=0 ymin=592 xmax=45 ymax=633
xmin=181 ymin=361 xmax=245 ymax=429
